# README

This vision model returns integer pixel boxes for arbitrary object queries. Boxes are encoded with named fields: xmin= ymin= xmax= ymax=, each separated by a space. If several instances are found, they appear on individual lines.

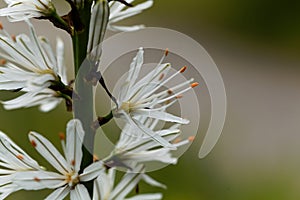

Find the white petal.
xmin=123 ymin=149 xmax=177 ymax=164
xmin=121 ymin=111 xmax=174 ymax=149
xmin=109 ymin=1 xmax=153 ymax=23
xmin=45 ymin=186 xmax=70 ymax=200
xmin=125 ymin=193 xmax=163 ymax=200
xmin=142 ymin=174 xmax=166 ymax=189
xmin=80 ymin=161 xmax=104 ymax=182
xmin=108 ymin=24 xmax=145 ymax=32
xmin=56 ymin=38 xmax=67 ymax=84
xmin=70 ymin=184 xmax=91 ymax=200
xmin=126 ymin=47 xmax=144 ymax=95
xmin=39 ymin=98 xmax=61 ymax=112
xmin=134 ymin=109 xmax=190 ymax=124
xmin=13 ymin=171 xmax=65 ymax=190
xmin=66 ymin=119 xmax=84 ymax=172
xmin=0 ymin=131 xmax=40 ymax=170
xmin=0 ymin=183 xmax=20 ymax=199
xmin=28 ymin=132 xmax=70 ymax=174
xmin=111 ymin=165 xmax=144 ymax=199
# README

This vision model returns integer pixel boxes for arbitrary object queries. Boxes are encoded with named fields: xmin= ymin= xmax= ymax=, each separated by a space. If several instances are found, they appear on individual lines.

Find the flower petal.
xmin=125 ymin=193 xmax=163 ymax=200
xmin=66 ymin=119 xmax=85 ymax=172
xmin=0 ymin=131 xmax=40 ymax=170
xmin=134 ymin=109 xmax=190 ymax=124
xmin=29 ymin=132 xmax=70 ymax=174
xmin=70 ymin=184 xmax=91 ymax=200
xmin=13 ymin=170 xmax=65 ymax=190
xmin=80 ymin=161 xmax=104 ymax=182
xmin=45 ymin=186 xmax=70 ymax=200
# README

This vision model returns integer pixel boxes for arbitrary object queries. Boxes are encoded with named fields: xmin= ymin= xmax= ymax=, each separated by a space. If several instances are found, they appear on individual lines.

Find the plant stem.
xmin=71 ymin=2 xmax=94 ymax=197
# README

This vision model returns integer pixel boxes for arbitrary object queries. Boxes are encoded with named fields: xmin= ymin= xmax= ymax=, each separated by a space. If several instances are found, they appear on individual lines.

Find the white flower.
xmin=114 ymin=47 xmax=198 ymax=148
xmin=106 ymin=116 xmax=194 ymax=169
xmin=0 ymin=0 xmax=55 ymax=22
xmin=0 ymin=21 xmax=69 ymax=112
xmin=108 ymin=0 xmax=153 ymax=32
xmin=10 ymin=119 xmax=105 ymax=199
xmin=93 ymin=164 xmax=164 ymax=200
xmin=0 ymin=131 xmax=42 ymax=199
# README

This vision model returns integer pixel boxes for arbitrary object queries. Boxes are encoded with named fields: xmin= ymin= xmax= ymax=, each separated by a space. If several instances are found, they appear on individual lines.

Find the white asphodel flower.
xmin=0 ymin=0 xmax=55 ymax=22
xmin=10 ymin=119 xmax=105 ymax=199
xmin=114 ymin=47 xmax=198 ymax=148
xmin=107 ymin=117 xmax=195 ymax=169
xmin=93 ymin=164 xmax=164 ymax=200
xmin=0 ymin=131 xmax=43 ymax=199
xmin=0 ymin=21 xmax=69 ymax=112
xmin=108 ymin=0 xmax=153 ymax=32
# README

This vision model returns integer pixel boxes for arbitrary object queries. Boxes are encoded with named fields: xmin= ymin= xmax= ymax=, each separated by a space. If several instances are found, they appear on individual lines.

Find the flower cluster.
xmin=0 ymin=119 xmax=166 ymax=199
xmin=0 ymin=21 xmax=70 ymax=112
xmin=0 ymin=0 xmax=202 ymax=199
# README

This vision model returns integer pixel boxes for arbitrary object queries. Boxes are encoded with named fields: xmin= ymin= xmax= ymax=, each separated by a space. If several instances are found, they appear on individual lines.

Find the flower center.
xmin=65 ymin=172 xmax=80 ymax=187
xmin=120 ymin=101 xmax=135 ymax=113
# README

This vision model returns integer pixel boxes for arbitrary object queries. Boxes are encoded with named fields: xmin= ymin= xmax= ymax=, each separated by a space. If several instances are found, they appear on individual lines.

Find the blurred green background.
xmin=1 ymin=0 xmax=300 ymax=199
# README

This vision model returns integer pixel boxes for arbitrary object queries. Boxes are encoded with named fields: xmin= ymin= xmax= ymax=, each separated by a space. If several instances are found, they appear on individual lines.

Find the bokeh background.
xmin=1 ymin=0 xmax=300 ymax=199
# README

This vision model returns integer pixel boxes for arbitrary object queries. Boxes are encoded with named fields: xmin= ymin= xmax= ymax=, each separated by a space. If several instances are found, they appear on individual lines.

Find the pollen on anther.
xmin=180 ymin=66 xmax=187 ymax=73
xmin=188 ymin=136 xmax=195 ymax=142
xmin=176 ymin=95 xmax=183 ymax=99
xmin=93 ymin=154 xmax=99 ymax=162
xmin=159 ymin=73 xmax=165 ymax=81
xmin=173 ymin=138 xmax=182 ymax=144
xmin=0 ymin=59 xmax=7 ymax=65
xmin=165 ymin=48 xmax=169 ymax=56
xmin=191 ymin=82 xmax=199 ymax=88
xmin=16 ymin=154 xmax=24 ymax=160
xmin=34 ymin=177 xmax=41 ymax=182
xmin=59 ymin=132 xmax=65 ymax=141
xmin=11 ymin=35 xmax=16 ymax=42
xmin=31 ymin=140 xmax=37 ymax=147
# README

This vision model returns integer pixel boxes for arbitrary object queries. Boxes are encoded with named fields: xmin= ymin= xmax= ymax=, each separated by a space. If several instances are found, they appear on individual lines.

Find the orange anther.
xmin=11 ymin=35 xmax=16 ymax=42
xmin=165 ymin=48 xmax=169 ymax=56
xmin=173 ymin=138 xmax=182 ymax=144
xmin=31 ymin=140 xmax=37 ymax=147
xmin=17 ymin=154 xmax=24 ymax=160
xmin=191 ymin=82 xmax=199 ymax=88
xmin=34 ymin=177 xmax=41 ymax=182
xmin=59 ymin=132 xmax=65 ymax=141
xmin=0 ymin=59 xmax=6 ymax=65
xmin=159 ymin=73 xmax=165 ymax=81
xmin=180 ymin=66 xmax=187 ymax=73
xmin=93 ymin=154 xmax=99 ymax=162
xmin=188 ymin=136 xmax=195 ymax=142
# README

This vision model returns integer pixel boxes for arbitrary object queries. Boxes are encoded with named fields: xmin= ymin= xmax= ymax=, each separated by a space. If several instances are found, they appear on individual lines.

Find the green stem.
xmin=71 ymin=2 xmax=94 ymax=197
